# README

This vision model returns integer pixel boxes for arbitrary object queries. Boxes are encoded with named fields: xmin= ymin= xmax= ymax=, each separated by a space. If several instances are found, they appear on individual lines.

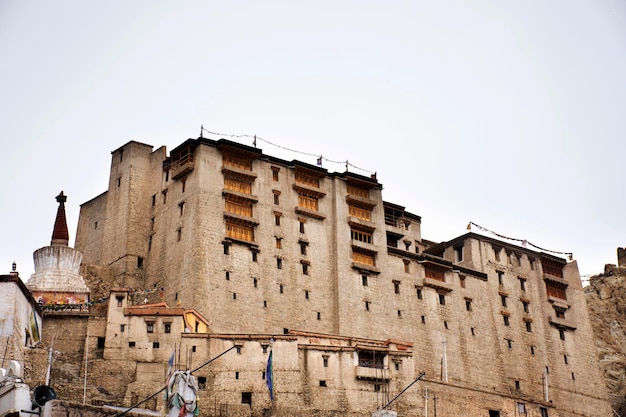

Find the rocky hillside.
xmin=585 ymin=264 xmax=626 ymax=416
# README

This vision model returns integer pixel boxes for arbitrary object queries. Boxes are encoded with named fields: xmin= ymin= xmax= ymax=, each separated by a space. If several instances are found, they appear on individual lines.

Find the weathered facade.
xmin=21 ymin=137 xmax=611 ymax=416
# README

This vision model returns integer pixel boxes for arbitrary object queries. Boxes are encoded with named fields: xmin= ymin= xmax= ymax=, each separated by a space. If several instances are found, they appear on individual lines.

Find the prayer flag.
xmin=266 ymin=350 xmax=274 ymax=401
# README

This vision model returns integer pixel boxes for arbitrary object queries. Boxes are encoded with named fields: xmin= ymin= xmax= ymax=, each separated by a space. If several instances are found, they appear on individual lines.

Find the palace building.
xmin=17 ymin=137 xmax=609 ymax=417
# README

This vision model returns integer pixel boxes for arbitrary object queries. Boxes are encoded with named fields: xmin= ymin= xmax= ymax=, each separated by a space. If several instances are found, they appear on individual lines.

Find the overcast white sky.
xmin=1 ymin=1 xmax=625 ymax=281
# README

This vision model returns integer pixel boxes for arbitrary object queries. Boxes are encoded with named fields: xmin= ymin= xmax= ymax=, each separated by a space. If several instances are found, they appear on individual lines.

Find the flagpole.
xmin=83 ymin=328 xmax=89 ymax=404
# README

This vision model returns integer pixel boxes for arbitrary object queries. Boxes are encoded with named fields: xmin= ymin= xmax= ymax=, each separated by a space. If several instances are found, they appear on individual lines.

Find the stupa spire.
xmin=51 ymin=191 xmax=69 ymax=246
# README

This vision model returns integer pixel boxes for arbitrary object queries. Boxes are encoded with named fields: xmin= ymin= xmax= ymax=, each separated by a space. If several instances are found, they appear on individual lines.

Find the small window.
xmin=444 ymin=320 xmax=448 ymax=329
xmin=277 ymin=258 xmax=283 ymax=269
xmin=305 ymin=290 xmax=309 ymax=299
xmin=235 ymin=371 xmax=239 ymax=379
xmin=555 ymin=309 xmax=565 ymax=319
xmin=263 ymin=300 xmax=267 ymax=308
xmin=275 ymin=237 xmax=282 ymax=249
xmin=525 ymin=321 xmax=532 ymax=332
xmin=517 ymin=403 xmax=525 ymax=414
xmin=515 ymin=380 xmax=520 ymax=390
xmin=116 ymin=295 xmax=124 ymax=307
xmin=302 ymin=263 xmax=309 ymax=275
xmin=147 ymin=323 xmax=154 ymax=333
xmin=233 ymin=293 xmax=237 ymax=300
xmin=252 ymin=251 xmax=258 ymax=262
xmin=181 ymin=178 xmax=186 ymax=193
xmin=374 ymin=384 xmax=381 ymax=392
xmin=523 ymin=301 xmax=529 ymax=313
xmin=497 ymin=271 xmax=504 ymax=285
xmin=97 ymin=337 xmax=105 ymax=349
xmin=274 ymin=193 xmax=280 ymax=205
xmin=559 ymin=329 xmax=565 ymax=340
xmin=416 ymin=288 xmax=423 ymax=299
xmin=236 ymin=346 xmax=242 ymax=354
xmin=571 ymin=372 xmax=575 ymax=380
xmin=137 ymin=257 xmax=144 ymax=269
xmin=365 ymin=301 xmax=370 ymax=311
xmin=501 ymin=295 xmax=507 ymax=307
xmin=299 ymin=220 xmax=305 ymax=233
xmin=394 ymin=362 xmax=400 ymax=371
xmin=179 ymin=202 xmax=185 ymax=215
xmin=271 ymin=167 xmax=280 ymax=181
xmin=120 ymin=324 xmax=125 ymax=332
xmin=362 ymin=275 xmax=368 ymax=286
xmin=471 ymin=327 xmax=475 ymax=336
xmin=489 ymin=411 xmax=500 ymax=417
xmin=421 ymin=315 xmax=426 ymax=324
xmin=398 ymin=310 xmax=402 ymax=317
xmin=225 ymin=271 xmax=230 ymax=280
xmin=317 ymin=312 xmax=321 ymax=320
xmin=279 ymin=284 xmax=284 ymax=294
xmin=192 ymin=346 xmax=196 ymax=352
xmin=94 ymin=221 xmax=98 ymax=229
xmin=438 ymin=294 xmax=446 ymax=305
xmin=459 ymin=275 xmax=466 ymax=288
xmin=540 ymin=407 xmax=548 ymax=417
xmin=319 ymin=380 xmax=327 ymax=387
xmin=403 ymin=260 xmax=410 ymax=273
xmin=129 ymin=342 xmax=136 ymax=348
xmin=224 ymin=243 xmax=230 ymax=255
xmin=253 ymin=278 xmax=258 ymax=288
xmin=274 ymin=213 xmax=281 ymax=226
xmin=323 ymin=356 xmax=329 ymax=367
xmin=164 ymin=323 xmax=171 ymax=333
xmin=519 ymin=278 xmax=526 ymax=291
xmin=153 ymin=342 xmax=160 ymax=349
xmin=262 ymin=345 xmax=268 ymax=353
xmin=530 ymin=345 xmax=535 ymax=355
xmin=176 ymin=227 xmax=182 ymax=242
xmin=117 ymin=177 xmax=121 ymax=187
xmin=393 ymin=281 xmax=400 ymax=294
xmin=564 ymin=354 xmax=568 ymax=364
xmin=503 ymin=315 xmax=510 ymax=326
xmin=300 ymin=242 xmax=307 ymax=255
xmin=465 ymin=299 xmax=472 ymax=311
xmin=241 ymin=392 xmax=252 ymax=405
xmin=151 ymin=194 xmax=156 ymax=206
xmin=197 ymin=376 xmax=206 ymax=389
xmin=162 ymin=190 xmax=168 ymax=204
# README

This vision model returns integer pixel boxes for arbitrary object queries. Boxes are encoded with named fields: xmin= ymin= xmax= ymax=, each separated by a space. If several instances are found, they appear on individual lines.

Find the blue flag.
xmin=266 ymin=350 xmax=274 ymax=401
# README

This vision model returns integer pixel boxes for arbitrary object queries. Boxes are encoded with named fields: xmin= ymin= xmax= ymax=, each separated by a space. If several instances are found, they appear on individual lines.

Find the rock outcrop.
xmin=586 ymin=264 xmax=626 ymax=415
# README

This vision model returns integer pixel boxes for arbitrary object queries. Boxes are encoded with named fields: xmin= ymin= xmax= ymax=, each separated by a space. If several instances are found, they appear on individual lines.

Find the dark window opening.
xmin=497 ymin=271 xmax=504 ymax=285
xmin=164 ymin=323 xmax=171 ymax=333
xmin=323 ymin=356 xmax=329 ymax=367
xmin=421 ymin=315 xmax=426 ymax=324
xmin=116 ymin=295 xmax=124 ymax=307
xmin=153 ymin=342 xmax=160 ymax=349
xmin=358 ymin=350 xmax=384 ymax=369
xmin=120 ymin=324 xmax=125 ymax=332
xmin=252 ymin=251 xmax=258 ymax=262
xmin=129 ymin=342 xmax=135 ymax=348
xmin=147 ymin=323 xmax=154 ymax=333
xmin=224 ymin=243 xmax=230 ymax=255
xmin=241 ymin=392 xmax=252 ymax=405
xmin=515 ymin=380 xmax=520 ymax=390
xmin=97 ymin=337 xmax=105 ymax=349
xmin=277 ymin=258 xmax=282 ymax=269
xmin=198 ymin=377 xmax=206 ymax=389
xmin=417 ymin=288 xmax=423 ymax=299
xmin=394 ymin=281 xmax=400 ymax=294
xmin=362 ymin=275 xmax=368 ymax=286
xmin=319 ymin=380 xmax=327 ymax=387
xmin=317 ymin=312 xmax=321 ymax=320
xmin=438 ymin=293 xmax=446 ymax=305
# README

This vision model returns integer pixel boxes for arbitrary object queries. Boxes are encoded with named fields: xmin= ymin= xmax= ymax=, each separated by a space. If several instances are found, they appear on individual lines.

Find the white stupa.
xmin=27 ymin=192 xmax=90 ymax=305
